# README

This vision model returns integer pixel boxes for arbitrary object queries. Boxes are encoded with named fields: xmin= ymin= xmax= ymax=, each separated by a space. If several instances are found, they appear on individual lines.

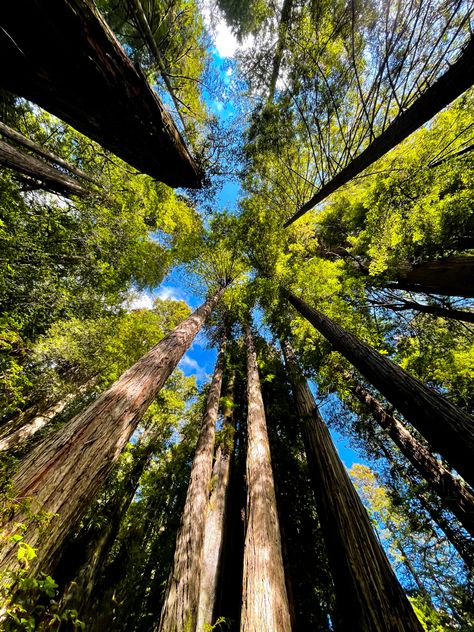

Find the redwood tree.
xmin=240 ymin=324 xmax=292 ymax=632
xmin=283 ymin=288 xmax=474 ymax=489
xmin=282 ymin=341 xmax=423 ymax=632
xmin=0 ymin=287 xmax=225 ymax=577
xmin=158 ymin=336 xmax=227 ymax=632
xmin=196 ymin=370 xmax=235 ymax=630
xmin=348 ymin=380 xmax=474 ymax=538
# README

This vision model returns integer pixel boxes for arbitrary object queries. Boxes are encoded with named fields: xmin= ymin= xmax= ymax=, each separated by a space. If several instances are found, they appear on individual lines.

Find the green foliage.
xmin=0 ymin=538 xmax=84 ymax=631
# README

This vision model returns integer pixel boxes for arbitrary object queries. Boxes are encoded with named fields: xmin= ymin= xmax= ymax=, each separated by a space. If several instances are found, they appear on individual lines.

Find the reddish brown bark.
xmin=0 ymin=377 xmax=97 ymax=453
xmin=0 ymin=138 xmax=87 ymax=197
xmin=196 ymin=371 xmax=235 ymax=630
xmin=284 ymin=38 xmax=474 ymax=226
xmin=0 ymin=288 xmax=224 ymax=577
xmin=282 ymin=341 xmax=423 ymax=632
xmin=240 ymin=324 xmax=292 ymax=632
xmin=385 ymin=256 xmax=474 ymax=298
xmin=283 ymin=287 xmax=474 ymax=489
xmin=349 ymin=381 xmax=474 ymax=538
xmin=0 ymin=0 xmax=201 ymax=188
xmin=158 ymin=337 xmax=227 ymax=632
xmin=0 ymin=121 xmax=99 ymax=186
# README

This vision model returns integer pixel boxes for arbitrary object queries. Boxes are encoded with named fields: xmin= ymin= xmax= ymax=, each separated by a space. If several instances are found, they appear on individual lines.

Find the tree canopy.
xmin=0 ymin=0 xmax=473 ymax=630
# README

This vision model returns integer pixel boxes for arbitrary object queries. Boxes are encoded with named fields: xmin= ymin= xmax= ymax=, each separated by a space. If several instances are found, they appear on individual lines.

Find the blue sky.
xmin=131 ymin=15 xmax=367 ymax=470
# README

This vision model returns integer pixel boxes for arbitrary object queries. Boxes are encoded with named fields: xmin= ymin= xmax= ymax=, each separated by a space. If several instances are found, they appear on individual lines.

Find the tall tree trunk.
xmin=281 ymin=341 xmax=423 ymax=632
xmin=0 ymin=377 xmax=98 ymax=453
xmin=0 ymin=121 xmax=99 ymax=186
xmin=0 ymin=0 xmax=201 ymax=188
xmin=126 ymin=0 xmax=188 ymax=133
xmin=374 ymin=298 xmax=474 ymax=324
xmin=60 ymin=423 xmax=158 ymax=616
xmin=283 ymin=288 xmax=474 ymax=488
xmin=0 ymin=288 xmax=224 ymax=577
xmin=0 ymin=138 xmax=87 ymax=197
xmin=377 ymin=441 xmax=474 ymax=569
xmin=196 ymin=371 xmax=235 ymax=631
xmin=284 ymin=37 xmax=474 ymax=226
xmin=240 ymin=324 xmax=292 ymax=632
xmin=158 ymin=336 xmax=227 ymax=632
xmin=349 ymin=381 xmax=474 ymax=537
xmin=385 ymin=256 xmax=474 ymax=298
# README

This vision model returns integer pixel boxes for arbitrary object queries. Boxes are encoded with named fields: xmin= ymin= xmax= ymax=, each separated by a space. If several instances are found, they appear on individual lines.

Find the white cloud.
xmin=126 ymin=291 xmax=154 ymax=311
xmin=179 ymin=353 xmax=208 ymax=382
xmin=156 ymin=285 xmax=184 ymax=302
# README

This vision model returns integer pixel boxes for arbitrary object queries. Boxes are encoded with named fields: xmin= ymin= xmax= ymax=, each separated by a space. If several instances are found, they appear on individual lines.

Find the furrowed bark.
xmin=158 ymin=337 xmax=227 ymax=632
xmin=0 ymin=0 xmax=201 ymax=188
xmin=284 ymin=37 xmax=474 ymax=226
xmin=0 ymin=121 xmax=99 ymax=186
xmin=240 ymin=324 xmax=292 ymax=632
xmin=283 ymin=287 xmax=474 ymax=489
xmin=376 ymin=299 xmax=474 ymax=324
xmin=349 ymin=381 xmax=474 ymax=538
xmin=0 ymin=138 xmax=87 ymax=197
xmin=196 ymin=371 xmax=235 ymax=631
xmin=126 ymin=0 xmax=188 ymax=133
xmin=377 ymin=442 xmax=474 ymax=569
xmin=281 ymin=341 xmax=423 ymax=632
xmin=0 ymin=377 xmax=98 ymax=453
xmin=0 ymin=288 xmax=224 ymax=577
xmin=384 ymin=256 xmax=474 ymax=298
xmin=60 ymin=424 xmax=158 ymax=616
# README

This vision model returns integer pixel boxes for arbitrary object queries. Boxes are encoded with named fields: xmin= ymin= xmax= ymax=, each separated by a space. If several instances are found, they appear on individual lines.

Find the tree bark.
xmin=385 ymin=256 xmax=474 ymax=298
xmin=196 ymin=371 xmax=235 ymax=631
xmin=0 ymin=377 xmax=98 ymax=453
xmin=0 ymin=138 xmax=87 ymax=197
xmin=373 ymin=298 xmax=474 ymax=324
xmin=281 ymin=341 xmax=423 ymax=632
xmin=377 ymin=441 xmax=474 ymax=570
xmin=284 ymin=37 xmax=474 ymax=226
xmin=0 ymin=288 xmax=224 ymax=578
xmin=240 ymin=324 xmax=292 ymax=632
xmin=60 ymin=423 xmax=158 ymax=616
xmin=126 ymin=0 xmax=188 ymax=133
xmin=349 ymin=381 xmax=474 ymax=538
xmin=158 ymin=336 xmax=227 ymax=632
xmin=0 ymin=121 xmax=99 ymax=186
xmin=0 ymin=0 xmax=201 ymax=188
xmin=283 ymin=287 xmax=474 ymax=489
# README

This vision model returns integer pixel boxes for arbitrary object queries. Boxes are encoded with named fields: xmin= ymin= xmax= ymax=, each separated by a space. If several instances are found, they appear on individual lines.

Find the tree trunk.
xmin=0 ymin=377 xmax=98 ymax=453
xmin=0 ymin=0 xmax=201 ymax=188
xmin=158 ymin=336 xmax=227 ymax=632
xmin=0 ymin=288 xmax=224 ymax=578
xmin=374 ymin=298 xmax=474 ymax=324
xmin=0 ymin=138 xmax=87 ymax=197
xmin=196 ymin=371 xmax=235 ymax=631
xmin=349 ymin=381 xmax=474 ymax=538
xmin=240 ymin=324 xmax=292 ymax=632
xmin=385 ymin=256 xmax=474 ymax=298
xmin=281 ymin=341 xmax=423 ymax=632
xmin=377 ymin=441 xmax=474 ymax=570
xmin=283 ymin=287 xmax=474 ymax=489
xmin=284 ymin=37 xmax=474 ymax=226
xmin=126 ymin=0 xmax=188 ymax=133
xmin=0 ymin=121 xmax=99 ymax=186
xmin=60 ymin=423 xmax=158 ymax=616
